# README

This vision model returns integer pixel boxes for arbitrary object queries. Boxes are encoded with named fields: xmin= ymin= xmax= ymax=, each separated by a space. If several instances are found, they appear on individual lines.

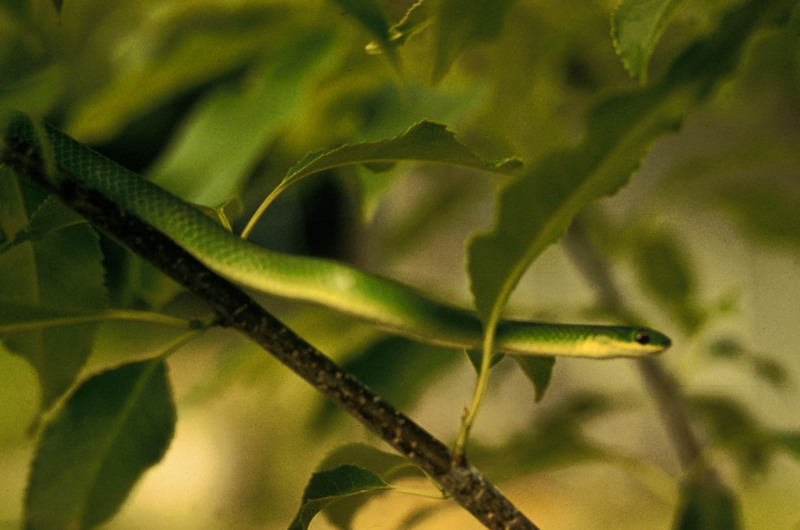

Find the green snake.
xmin=3 ymin=113 xmax=671 ymax=358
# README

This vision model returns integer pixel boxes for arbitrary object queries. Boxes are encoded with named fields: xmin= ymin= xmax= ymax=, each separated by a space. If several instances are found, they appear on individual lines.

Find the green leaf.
xmin=194 ymin=197 xmax=244 ymax=232
xmin=513 ymin=356 xmax=556 ymax=402
xmin=0 ymin=304 xmax=95 ymax=336
xmin=0 ymin=173 xmax=106 ymax=411
xmin=25 ymin=359 xmax=176 ymax=530
xmin=149 ymin=29 xmax=335 ymax=205
xmin=288 ymin=465 xmax=390 ymax=530
xmin=285 ymin=120 xmax=521 ymax=185
xmin=612 ymin=0 xmax=686 ymax=84
xmin=245 ymin=120 xmax=521 ymax=235
xmin=467 ymin=0 xmax=792 ymax=345
xmin=464 ymin=349 xmax=504 ymax=373
xmin=366 ymin=0 xmax=434 ymax=54
xmin=65 ymin=4 xmax=297 ymax=140
xmin=328 ymin=0 xmax=393 ymax=53
xmin=316 ymin=443 xmax=411 ymax=476
xmin=432 ymin=0 xmax=519 ymax=82
xmin=313 ymin=443 xmax=421 ymax=529
xmin=630 ymin=229 xmax=703 ymax=333
xmin=0 ymin=196 xmax=84 ymax=253
xmin=673 ymin=479 xmax=741 ymax=530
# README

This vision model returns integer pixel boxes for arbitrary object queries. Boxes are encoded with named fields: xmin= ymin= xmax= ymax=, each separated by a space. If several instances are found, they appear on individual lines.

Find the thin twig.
xmin=3 ymin=135 xmax=538 ymax=530
xmin=564 ymin=217 xmax=717 ymax=487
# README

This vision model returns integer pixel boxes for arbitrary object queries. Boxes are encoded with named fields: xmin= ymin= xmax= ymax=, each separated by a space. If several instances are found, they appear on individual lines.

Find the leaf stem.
xmin=0 ymin=309 xmax=201 ymax=335
xmin=455 ymin=321 xmax=497 ymax=459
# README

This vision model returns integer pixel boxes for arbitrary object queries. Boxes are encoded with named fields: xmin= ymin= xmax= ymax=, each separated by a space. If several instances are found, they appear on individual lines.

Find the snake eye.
xmin=634 ymin=330 xmax=651 ymax=345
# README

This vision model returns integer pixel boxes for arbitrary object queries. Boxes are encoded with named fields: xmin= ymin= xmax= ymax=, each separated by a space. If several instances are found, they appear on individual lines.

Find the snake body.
xmin=4 ymin=114 xmax=671 ymax=358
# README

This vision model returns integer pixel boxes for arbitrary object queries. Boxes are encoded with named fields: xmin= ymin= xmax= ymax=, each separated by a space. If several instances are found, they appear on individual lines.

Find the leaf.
xmin=0 ymin=172 xmax=107 ymax=411
xmin=286 ymin=120 xmax=521 ymax=185
xmin=316 ymin=443 xmax=411 ymax=476
xmin=464 ymin=349 xmax=504 ymax=373
xmin=513 ymin=356 xmax=555 ymax=402
xmin=313 ymin=443 xmax=422 ymax=529
xmin=612 ymin=0 xmax=686 ymax=84
xmin=194 ymin=197 xmax=244 ymax=232
xmin=327 ymin=0 xmax=393 ymax=54
xmin=66 ymin=4 xmax=298 ymax=141
xmin=244 ymin=120 xmax=521 ymax=235
xmin=288 ymin=465 xmax=390 ymax=530
xmin=673 ymin=478 xmax=741 ymax=530
xmin=25 ymin=359 xmax=176 ymax=530
xmin=0 ymin=304 xmax=96 ymax=336
xmin=149 ymin=29 xmax=335 ymax=205
xmin=467 ymin=0 xmax=793 ymax=354
xmin=630 ymin=229 xmax=704 ymax=333
xmin=432 ymin=0 xmax=519 ymax=82
xmin=366 ymin=0 xmax=433 ymax=54
xmin=0 ymin=196 xmax=84 ymax=253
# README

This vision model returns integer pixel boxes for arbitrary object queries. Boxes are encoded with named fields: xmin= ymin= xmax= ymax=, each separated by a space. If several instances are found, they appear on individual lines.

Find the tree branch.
xmin=564 ymin=217 xmax=717 ymax=486
xmin=3 ymin=136 xmax=537 ymax=529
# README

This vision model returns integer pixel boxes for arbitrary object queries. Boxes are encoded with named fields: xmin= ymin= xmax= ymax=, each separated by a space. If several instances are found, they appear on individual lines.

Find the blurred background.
xmin=1 ymin=0 xmax=799 ymax=528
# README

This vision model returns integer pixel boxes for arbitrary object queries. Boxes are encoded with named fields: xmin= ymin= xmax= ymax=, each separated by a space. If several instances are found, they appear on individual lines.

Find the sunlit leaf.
xmin=288 ymin=465 xmax=390 ymax=530
xmin=612 ymin=0 xmax=686 ymax=83
xmin=25 ymin=359 xmax=176 ymax=530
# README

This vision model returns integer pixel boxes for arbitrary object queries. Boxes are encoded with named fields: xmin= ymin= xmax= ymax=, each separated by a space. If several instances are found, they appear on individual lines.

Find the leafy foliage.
xmin=25 ymin=359 xmax=175 ymax=529
xmin=0 ymin=0 xmax=799 ymax=528
xmin=288 ymin=464 xmax=389 ymax=530
xmin=612 ymin=0 xmax=686 ymax=84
